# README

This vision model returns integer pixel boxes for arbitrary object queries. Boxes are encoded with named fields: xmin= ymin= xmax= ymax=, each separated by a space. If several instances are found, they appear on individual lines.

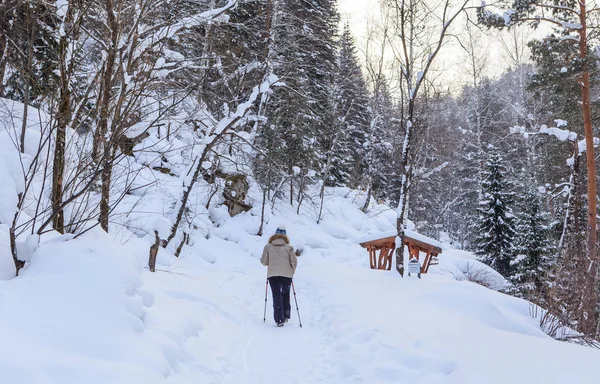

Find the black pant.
xmin=268 ymin=276 xmax=292 ymax=324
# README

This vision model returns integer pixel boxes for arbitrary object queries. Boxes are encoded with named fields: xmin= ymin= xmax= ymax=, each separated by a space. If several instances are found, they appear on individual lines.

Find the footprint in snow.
xmin=373 ymin=366 xmax=407 ymax=381
xmin=439 ymin=360 xmax=457 ymax=375
xmin=167 ymin=290 xmax=203 ymax=302
xmin=138 ymin=289 xmax=155 ymax=307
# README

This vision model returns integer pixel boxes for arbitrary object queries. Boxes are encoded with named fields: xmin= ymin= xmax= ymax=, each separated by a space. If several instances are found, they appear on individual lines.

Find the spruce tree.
xmin=511 ymin=188 xmax=555 ymax=297
xmin=366 ymin=77 xmax=398 ymax=203
xmin=1 ymin=1 xmax=59 ymax=103
xmin=328 ymin=23 xmax=371 ymax=187
xmin=360 ymin=75 xmax=399 ymax=211
xmin=254 ymin=0 xmax=339 ymax=200
xmin=474 ymin=150 xmax=517 ymax=277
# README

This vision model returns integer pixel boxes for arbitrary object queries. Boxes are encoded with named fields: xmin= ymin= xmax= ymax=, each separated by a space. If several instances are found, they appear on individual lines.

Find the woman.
xmin=261 ymin=225 xmax=298 ymax=326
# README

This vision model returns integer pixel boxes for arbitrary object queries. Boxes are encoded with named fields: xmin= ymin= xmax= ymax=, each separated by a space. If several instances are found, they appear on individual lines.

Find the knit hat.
xmin=275 ymin=225 xmax=287 ymax=235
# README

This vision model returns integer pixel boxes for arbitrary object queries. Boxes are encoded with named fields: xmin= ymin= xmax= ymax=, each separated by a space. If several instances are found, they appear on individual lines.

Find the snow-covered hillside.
xmin=1 ymin=187 xmax=599 ymax=384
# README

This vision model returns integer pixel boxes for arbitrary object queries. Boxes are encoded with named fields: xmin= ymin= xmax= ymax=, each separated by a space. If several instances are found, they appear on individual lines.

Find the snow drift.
xmin=1 ymin=185 xmax=600 ymax=383
xmin=1 ymin=100 xmax=599 ymax=384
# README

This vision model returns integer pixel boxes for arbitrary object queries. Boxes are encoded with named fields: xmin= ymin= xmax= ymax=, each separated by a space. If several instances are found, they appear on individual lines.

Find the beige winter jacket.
xmin=260 ymin=234 xmax=298 ymax=278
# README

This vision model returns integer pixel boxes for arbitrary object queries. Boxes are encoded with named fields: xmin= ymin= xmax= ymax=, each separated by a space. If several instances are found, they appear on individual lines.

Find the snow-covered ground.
xmin=1 ymin=187 xmax=600 ymax=384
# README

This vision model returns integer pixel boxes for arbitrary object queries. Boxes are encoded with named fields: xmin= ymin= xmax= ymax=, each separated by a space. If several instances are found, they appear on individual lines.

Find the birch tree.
xmin=383 ymin=0 xmax=470 ymax=275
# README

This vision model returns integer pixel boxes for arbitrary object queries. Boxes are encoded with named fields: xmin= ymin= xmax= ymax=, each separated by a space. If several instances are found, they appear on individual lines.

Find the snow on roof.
xmin=405 ymin=229 xmax=443 ymax=249
xmin=358 ymin=229 xmax=442 ymax=249
xmin=358 ymin=230 xmax=397 ymax=244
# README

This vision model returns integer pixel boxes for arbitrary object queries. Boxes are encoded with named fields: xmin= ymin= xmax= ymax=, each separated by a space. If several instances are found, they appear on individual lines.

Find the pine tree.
xmin=528 ymin=32 xmax=600 ymax=130
xmin=1 ymin=0 xmax=59 ymax=104
xmin=511 ymin=188 xmax=555 ymax=297
xmin=366 ymin=77 xmax=398 ymax=203
xmin=255 ymin=0 xmax=339 ymax=201
xmin=474 ymin=150 xmax=517 ymax=277
xmin=328 ymin=23 xmax=371 ymax=187
xmin=358 ymin=74 xmax=399 ymax=212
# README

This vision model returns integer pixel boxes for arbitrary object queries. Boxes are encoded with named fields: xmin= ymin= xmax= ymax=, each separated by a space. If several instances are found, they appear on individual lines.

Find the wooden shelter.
xmin=358 ymin=231 xmax=442 ymax=273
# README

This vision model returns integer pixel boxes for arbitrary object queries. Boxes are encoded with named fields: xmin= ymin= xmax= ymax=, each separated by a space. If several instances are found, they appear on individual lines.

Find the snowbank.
xmin=0 ymin=103 xmax=599 ymax=383
xmin=0 ymin=188 xmax=599 ymax=383
xmin=0 ymin=230 xmax=169 ymax=384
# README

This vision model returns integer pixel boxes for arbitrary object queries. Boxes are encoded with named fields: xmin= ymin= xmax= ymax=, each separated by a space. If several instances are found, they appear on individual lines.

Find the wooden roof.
xmin=359 ymin=233 xmax=442 ymax=255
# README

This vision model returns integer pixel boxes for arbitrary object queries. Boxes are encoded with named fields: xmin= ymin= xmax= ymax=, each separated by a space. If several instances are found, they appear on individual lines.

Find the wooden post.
xmin=385 ymin=243 xmax=394 ymax=270
xmin=422 ymin=250 xmax=432 ymax=273
xmin=369 ymin=246 xmax=376 ymax=269
xmin=378 ymin=244 xmax=392 ymax=269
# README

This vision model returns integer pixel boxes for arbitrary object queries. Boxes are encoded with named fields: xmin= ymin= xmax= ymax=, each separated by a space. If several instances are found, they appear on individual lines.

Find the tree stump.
xmin=148 ymin=230 xmax=160 ymax=272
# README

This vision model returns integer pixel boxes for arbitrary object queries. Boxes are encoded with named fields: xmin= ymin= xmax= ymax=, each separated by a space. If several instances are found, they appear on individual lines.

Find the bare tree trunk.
xmin=257 ymin=186 xmax=267 ymax=236
xmin=0 ymin=27 xmax=6 ymax=97
xmin=93 ymin=0 xmax=119 ymax=161
xmin=264 ymin=0 xmax=273 ymax=46
xmin=361 ymin=181 xmax=371 ymax=213
xmin=10 ymin=190 xmax=25 ymax=276
xmin=0 ymin=0 xmax=6 ymax=97
xmin=577 ymin=3 xmax=597 ymax=265
xmin=318 ymin=122 xmax=344 ymax=223
xmin=395 ymin=108 xmax=415 ymax=276
xmin=289 ymin=172 xmax=293 ymax=206
xmin=96 ymin=0 xmax=121 ymax=232
xmin=20 ymin=94 xmax=30 ymax=153
xmin=317 ymin=179 xmax=328 ymax=224
xmin=51 ymin=5 xmax=76 ymax=234
xmin=395 ymin=217 xmax=405 ymax=277
xmin=296 ymin=174 xmax=305 ymax=215
xmin=99 ymin=145 xmax=114 ymax=231
xmin=574 ymin=5 xmax=599 ymax=331
xmin=9 ymin=226 xmax=24 ymax=276
xmin=166 ymin=156 xmax=200 ymax=243
xmin=174 ymin=232 xmax=188 ymax=257
xmin=10 ymin=208 xmax=25 ymax=277
xmin=51 ymin=105 xmax=67 ymax=232
xmin=270 ymin=175 xmax=288 ymax=206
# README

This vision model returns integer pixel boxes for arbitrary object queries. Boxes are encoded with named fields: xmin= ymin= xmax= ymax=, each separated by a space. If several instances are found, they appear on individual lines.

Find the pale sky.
xmin=337 ymin=0 xmax=483 ymax=90
xmin=338 ymin=0 xmax=373 ymax=37
xmin=337 ymin=0 xmax=537 ymax=91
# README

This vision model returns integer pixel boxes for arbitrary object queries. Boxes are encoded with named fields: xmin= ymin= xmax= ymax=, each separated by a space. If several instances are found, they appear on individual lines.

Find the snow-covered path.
xmin=151 ymin=245 xmax=600 ymax=384
xmin=168 ymin=261 xmax=342 ymax=384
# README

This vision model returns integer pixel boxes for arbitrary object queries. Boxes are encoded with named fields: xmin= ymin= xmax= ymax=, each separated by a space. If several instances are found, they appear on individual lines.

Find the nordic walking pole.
xmin=263 ymin=280 xmax=269 ymax=322
xmin=291 ymin=281 xmax=302 ymax=328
